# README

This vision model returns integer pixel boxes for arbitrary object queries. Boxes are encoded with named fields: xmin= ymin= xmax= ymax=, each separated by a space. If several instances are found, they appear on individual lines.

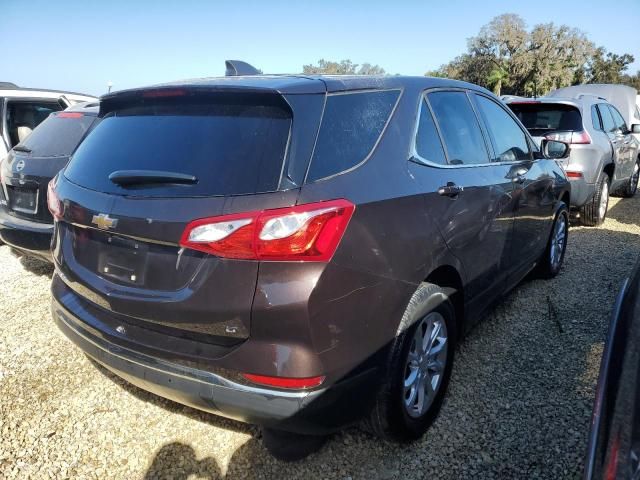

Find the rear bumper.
xmin=567 ymin=178 xmax=596 ymax=208
xmin=0 ymin=208 xmax=53 ymax=261
xmin=52 ymin=286 xmax=378 ymax=435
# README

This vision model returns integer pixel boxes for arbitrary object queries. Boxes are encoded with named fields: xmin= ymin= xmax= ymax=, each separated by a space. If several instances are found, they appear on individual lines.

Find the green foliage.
xmin=302 ymin=59 xmax=386 ymax=75
xmin=429 ymin=13 xmax=638 ymax=96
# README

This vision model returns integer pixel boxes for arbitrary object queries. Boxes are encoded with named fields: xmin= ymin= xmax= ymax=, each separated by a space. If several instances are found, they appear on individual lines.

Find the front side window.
xmin=474 ymin=95 xmax=531 ymax=162
xmin=608 ymin=105 xmax=628 ymax=133
xmin=427 ymin=91 xmax=489 ymax=165
xmin=414 ymin=98 xmax=447 ymax=165
xmin=307 ymin=90 xmax=400 ymax=182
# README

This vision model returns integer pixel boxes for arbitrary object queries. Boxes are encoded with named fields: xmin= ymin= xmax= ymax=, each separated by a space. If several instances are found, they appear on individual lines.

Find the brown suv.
xmin=49 ymin=73 xmax=571 ymax=459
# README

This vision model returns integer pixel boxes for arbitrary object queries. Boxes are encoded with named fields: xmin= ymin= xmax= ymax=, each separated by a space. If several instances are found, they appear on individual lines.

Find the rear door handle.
xmin=438 ymin=183 xmax=464 ymax=197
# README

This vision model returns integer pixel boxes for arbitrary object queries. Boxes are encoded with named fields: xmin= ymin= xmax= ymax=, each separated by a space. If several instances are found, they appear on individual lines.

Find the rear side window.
xmin=20 ymin=114 xmax=96 ymax=157
xmin=591 ymin=105 xmax=602 ymax=131
xmin=306 ymin=90 xmax=400 ymax=182
xmin=598 ymin=104 xmax=616 ymax=133
xmin=64 ymin=97 xmax=292 ymax=197
xmin=414 ymin=98 xmax=446 ymax=165
xmin=508 ymin=103 xmax=582 ymax=136
xmin=473 ymin=95 xmax=531 ymax=162
xmin=427 ymin=91 xmax=489 ymax=165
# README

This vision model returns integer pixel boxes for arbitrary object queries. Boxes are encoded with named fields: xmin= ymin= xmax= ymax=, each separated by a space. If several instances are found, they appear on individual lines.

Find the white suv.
xmin=0 ymin=82 xmax=96 ymax=159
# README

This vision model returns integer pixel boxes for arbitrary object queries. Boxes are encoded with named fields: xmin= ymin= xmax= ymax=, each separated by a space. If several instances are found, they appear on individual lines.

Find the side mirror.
xmin=540 ymin=139 xmax=570 ymax=159
xmin=632 ymin=124 xmax=640 ymax=134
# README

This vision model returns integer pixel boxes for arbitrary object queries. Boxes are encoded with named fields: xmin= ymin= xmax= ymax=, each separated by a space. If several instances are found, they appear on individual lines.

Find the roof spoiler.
xmin=0 ymin=81 xmax=18 ymax=88
xmin=225 ymin=60 xmax=261 ymax=76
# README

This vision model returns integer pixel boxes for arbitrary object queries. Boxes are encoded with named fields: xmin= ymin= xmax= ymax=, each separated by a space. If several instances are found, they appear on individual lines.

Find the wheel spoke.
xmin=405 ymin=384 xmax=417 ymax=408
xmin=428 ymin=336 xmax=447 ymax=356
xmin=404 ymin=367 xmax=419 ymax=388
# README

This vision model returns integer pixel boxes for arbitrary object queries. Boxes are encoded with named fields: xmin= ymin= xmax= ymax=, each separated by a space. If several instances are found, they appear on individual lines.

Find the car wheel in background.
xmin=366 ymin=282 xmax=456 ymax=441
xmin=622 ymin=160 xmax=640 ymax=198
xmin=536 ymin=203 xmax=569 ymax=279
xmin=580 ymin=174 xmax=610 ymax=227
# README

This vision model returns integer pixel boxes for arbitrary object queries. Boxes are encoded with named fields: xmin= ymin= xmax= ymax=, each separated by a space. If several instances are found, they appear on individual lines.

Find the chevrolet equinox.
xmin=49 ymin=74 xmax=571 ymax=460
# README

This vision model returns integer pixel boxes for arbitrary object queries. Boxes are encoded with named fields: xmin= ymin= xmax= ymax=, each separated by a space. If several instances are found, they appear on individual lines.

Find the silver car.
xmin=507 ymin=96 xmax=640 ymax=226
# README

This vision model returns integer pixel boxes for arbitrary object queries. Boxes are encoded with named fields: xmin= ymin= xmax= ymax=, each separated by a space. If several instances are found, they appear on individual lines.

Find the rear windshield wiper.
xmin=12 ymin=145 xmax=32 ymax=153
xmin=109 ymin=170 xmax=198 ymax=186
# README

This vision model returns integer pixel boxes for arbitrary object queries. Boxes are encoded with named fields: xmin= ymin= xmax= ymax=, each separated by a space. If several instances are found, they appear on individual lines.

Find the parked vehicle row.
xmin=0 ymin=103 xmax=99 ymax=260
xmin=506 ymin=84 xmax=640 ymax=226
xmin=0 ymin=66 xmax=636 ymax=461
xmin=0 ymin=83 xmax=97 ymax=159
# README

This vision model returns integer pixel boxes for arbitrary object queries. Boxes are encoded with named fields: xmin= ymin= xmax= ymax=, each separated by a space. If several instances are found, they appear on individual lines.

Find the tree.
xmin=587 ymin=47 xmax=635 ymax=84
xmin=620 ymin=71 xmax=640 ymax=91
xmin=468 ymin=14 xmax=530 ymax=95
xmin=302 ymin=59 xmax=386 ymax=75
xmin=428 ymin=14 xmax=614 ymax=97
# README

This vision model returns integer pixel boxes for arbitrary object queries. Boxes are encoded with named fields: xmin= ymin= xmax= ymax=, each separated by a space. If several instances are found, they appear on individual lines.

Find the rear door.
xmin=54 ymin=89 xmax=312 ymax=344
xmin=414 ymin=89 xmax=517 ymax=318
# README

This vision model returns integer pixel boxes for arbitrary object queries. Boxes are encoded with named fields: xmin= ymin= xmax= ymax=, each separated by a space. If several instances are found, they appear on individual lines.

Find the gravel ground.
xmin=1 ymin=195 xmax=639 ymax=480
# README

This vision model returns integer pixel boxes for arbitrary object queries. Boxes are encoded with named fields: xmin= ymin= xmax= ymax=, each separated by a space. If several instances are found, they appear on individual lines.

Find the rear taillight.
xmin=545 ymin=130 xmax=591 ymax=145
xmin=180 ymin=199 xmax=355 ymax=262
xmin=242 ymin=373 xmax=325 ymax=389
xmin=47 ymin=179 xmax=62 ymax=220
xmin=565 ymin=171 xmax=583 ymax=178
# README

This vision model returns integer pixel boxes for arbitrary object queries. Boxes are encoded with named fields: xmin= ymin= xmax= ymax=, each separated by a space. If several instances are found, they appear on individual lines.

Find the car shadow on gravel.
xmin=8 ymin=248 xmax=53 ymax=277
xmin=607 ymin=196 xmax=638 ymax=226
xmin=87 ymin=357 xmax=253 ymax=438
xmin=144 ymin=442 xmax=222 ymax=479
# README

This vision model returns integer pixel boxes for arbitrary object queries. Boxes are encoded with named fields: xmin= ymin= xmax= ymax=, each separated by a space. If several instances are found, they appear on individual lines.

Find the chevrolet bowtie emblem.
xmin=92 ymin=213 xmax=118 ymax=230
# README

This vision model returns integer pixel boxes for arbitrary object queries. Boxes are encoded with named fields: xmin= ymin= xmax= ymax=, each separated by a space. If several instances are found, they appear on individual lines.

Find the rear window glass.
xmin=415 ymin=99 xmax=446 ymax=165
xmin=508 ymin=103 xmax=582 ymax=136
xmin=306 ymin=90 xmax=400 ymax=182
xmin=64 ymin=99 xmax=291 ymax=197
xmin=19 ymin=114 xmax=96 ymax=157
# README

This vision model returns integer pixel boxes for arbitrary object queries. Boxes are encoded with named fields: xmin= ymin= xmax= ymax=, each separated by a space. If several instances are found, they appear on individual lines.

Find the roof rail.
xmin=0 ymin=82 xmax=19 ymax=89
xmin=577 ymin=93 xmax=607 ymax=101
xmin=225 ymin=60 xmax=261 ymax=76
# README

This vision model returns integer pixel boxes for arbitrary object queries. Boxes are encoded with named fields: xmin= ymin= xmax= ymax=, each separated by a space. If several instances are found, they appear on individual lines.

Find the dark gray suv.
xmin=48 ymin=74 xmax=571 ymax=459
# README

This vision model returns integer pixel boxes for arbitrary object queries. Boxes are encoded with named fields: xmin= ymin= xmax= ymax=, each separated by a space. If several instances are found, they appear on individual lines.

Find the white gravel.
xmin=1 ymin=195 xmax=639 ymax=479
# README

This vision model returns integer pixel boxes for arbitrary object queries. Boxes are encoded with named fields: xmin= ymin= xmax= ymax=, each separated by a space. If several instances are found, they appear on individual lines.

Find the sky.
xmin=3 ymin=0 xmax=639 ymax=97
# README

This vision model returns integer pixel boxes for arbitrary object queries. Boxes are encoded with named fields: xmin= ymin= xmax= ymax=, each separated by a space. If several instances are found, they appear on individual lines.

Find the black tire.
xmin=536 ymin=204 xmax=569 ymax=279
xmin=366 ymin=282 xmax=457 ymax=442
xmin=261 ymin=428 xmax=328 ymax=461
xmin=580 ymin=173 xmax=610 ymax=227
xmin=622 ymin=159 xmax=640 ymax=198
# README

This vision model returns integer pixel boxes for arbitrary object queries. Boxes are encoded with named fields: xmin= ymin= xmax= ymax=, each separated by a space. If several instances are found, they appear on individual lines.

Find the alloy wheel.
xmin=403 ymin=312 xmax=448 ymax=418
xmin=599 ymin=179 xmax=609 ymax=222
xmin=631 ymin=162 xmax=640 ymax=195
xmin=550 ymin=213 xmax=567 ymax=270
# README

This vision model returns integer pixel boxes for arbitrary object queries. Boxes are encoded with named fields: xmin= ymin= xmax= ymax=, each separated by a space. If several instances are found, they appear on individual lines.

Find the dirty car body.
xmin=50 ymin=74 xmax=570 ymax=435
